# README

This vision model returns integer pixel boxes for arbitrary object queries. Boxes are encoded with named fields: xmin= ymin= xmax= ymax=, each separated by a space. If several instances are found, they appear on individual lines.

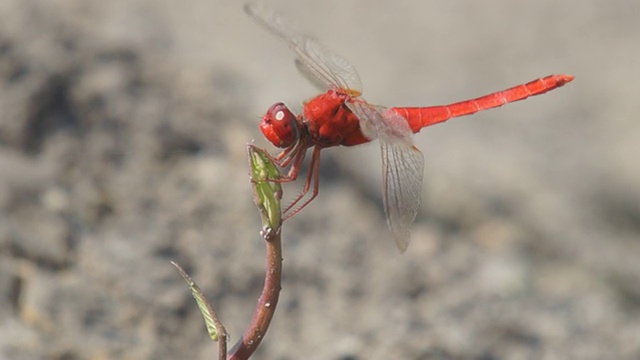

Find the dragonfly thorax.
xmin=260 ymin=102 xmax=301 ymax=148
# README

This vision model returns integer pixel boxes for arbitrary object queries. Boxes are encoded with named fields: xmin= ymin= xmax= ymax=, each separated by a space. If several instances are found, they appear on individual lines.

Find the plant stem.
xmin=226 ymin=144 xmax=284 ymax=359
xmin=228 ymin=227 xmax=282 ymax=359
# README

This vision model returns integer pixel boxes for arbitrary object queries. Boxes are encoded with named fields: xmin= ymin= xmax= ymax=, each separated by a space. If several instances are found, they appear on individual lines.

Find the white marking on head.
xmin=275 ymin=110 xmax=285 ymax=121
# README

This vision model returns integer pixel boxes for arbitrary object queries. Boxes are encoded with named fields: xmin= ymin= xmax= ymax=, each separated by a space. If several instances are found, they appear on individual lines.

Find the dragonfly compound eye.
xmin=260 ymin=102 xmax=299 ymax=148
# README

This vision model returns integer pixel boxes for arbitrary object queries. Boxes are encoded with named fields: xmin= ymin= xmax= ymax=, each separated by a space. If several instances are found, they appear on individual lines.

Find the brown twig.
xmin=173 ymin=144 xmax=283 ymax=360
xmin=227 ymin=145 xmax=284 ymax=359
xmin=227 ymin=227 xmax=282 ymax=359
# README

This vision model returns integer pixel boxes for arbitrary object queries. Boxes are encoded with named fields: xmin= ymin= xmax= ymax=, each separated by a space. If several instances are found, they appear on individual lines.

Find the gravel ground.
xmin=1 ymin=0 xmax=639 ymax=359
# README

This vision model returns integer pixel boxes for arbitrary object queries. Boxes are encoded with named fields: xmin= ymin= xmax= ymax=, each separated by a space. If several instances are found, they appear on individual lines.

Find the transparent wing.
xmin=346 ymin=101 xmax=425 ymax=252
xmin=244 ymin=1 xmax=362 ymax=95
xmin=380 ymin=140 xmax=424 ymax=252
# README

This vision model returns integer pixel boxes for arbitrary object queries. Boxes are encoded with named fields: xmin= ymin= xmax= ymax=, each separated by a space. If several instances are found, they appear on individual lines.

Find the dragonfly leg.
xmin=275 ymin=142 xmax=307 ymax=183
xmin=282 ymin=146 xmax=321 ymax=220
xmin=258 ymin=141 xmax=321 ymax=220
xmin=257 ymin=141 xmax=306 ymax=183
xmin=274 ymin=142 xmax=299 ymax=167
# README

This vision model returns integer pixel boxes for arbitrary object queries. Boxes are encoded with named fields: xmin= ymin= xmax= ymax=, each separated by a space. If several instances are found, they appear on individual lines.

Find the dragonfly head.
xmin=260 ymin=102 xmax=300 ymax=148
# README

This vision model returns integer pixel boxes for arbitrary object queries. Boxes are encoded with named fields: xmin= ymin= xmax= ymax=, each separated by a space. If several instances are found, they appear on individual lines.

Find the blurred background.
xmin=1 ymin=0 xmax=639 ymax=359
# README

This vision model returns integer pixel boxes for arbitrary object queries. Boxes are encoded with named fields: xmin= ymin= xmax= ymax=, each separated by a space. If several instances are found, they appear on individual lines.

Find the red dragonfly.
xmin=245 ymin=2 xmax=573 ymax=252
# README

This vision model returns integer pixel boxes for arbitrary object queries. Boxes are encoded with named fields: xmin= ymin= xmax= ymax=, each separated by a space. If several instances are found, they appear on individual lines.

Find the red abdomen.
xmin=391 ymin=74 xmax=574 ymax=133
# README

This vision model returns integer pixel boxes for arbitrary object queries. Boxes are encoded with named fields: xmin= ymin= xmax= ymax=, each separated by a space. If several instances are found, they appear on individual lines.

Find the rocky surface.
xmin=1 ymin=0 xmax=639 ymax=359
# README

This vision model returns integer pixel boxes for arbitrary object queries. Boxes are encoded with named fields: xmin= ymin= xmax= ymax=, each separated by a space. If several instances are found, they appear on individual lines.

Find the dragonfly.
xmin=245 ymin=2 xmax=573 ymax=252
